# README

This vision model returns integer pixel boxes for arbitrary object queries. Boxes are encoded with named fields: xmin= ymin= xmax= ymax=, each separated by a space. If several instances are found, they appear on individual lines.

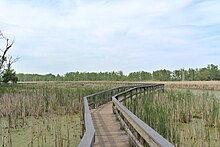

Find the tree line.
xmin=17 ymin=64 xmax=220 ymax=81
xmin=1 ymin=30 xmax=219 ymax=83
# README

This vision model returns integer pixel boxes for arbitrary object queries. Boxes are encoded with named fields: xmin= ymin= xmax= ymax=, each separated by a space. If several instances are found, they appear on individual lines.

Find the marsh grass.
xmin=0 ymin=82 xmax=112 ymax=147
xmin=1 ymin=114 xmax=81 ymax=147
xmin=126 ymin=87 xmax=220 ymax=146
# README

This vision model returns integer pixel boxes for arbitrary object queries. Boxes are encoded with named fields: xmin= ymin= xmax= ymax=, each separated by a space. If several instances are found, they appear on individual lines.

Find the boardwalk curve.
xmin=79 ymin=84 xmax=175 ymax=147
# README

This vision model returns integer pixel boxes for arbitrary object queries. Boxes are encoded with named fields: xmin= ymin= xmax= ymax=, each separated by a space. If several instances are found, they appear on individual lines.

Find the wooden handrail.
xmin=78 ymin=96 xmax=95 ymax=147
xmin=112 ymin=84 xmax=174 ymax=147
xmin=78 ymin=85 xmax=139 ymax=147
xmin=79 ymin=83 xmax=174 ymax=147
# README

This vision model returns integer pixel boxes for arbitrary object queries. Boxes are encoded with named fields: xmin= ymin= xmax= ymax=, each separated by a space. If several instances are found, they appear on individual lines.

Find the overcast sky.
xmin=0 ymin=0 xmax=219 ymax=75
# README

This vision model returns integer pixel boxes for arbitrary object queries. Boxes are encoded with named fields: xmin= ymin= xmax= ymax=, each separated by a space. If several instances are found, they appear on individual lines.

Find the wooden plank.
xmin=92 ymin=102 xmax=130 ymax=147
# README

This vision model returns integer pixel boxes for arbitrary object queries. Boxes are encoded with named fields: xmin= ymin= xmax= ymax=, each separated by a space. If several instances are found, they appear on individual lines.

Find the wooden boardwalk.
xmin=91 ymin=102 xmax=130 ymax=147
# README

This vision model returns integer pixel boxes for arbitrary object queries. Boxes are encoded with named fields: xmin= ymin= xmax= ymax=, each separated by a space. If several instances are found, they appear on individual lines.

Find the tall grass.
xmin=126 ymin=88 xmax=220 ymax=146
xmin=0 ymin=82 xmax=112 ymax=147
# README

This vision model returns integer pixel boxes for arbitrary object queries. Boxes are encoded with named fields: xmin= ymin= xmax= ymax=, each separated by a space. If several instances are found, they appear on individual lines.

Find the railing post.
xmin=135 ymin=88 xmax=138 ymax=98
xmin=144 ymin=87 xmax=146 ymax=96
xmin=162 ymin=84 xmax=165 ymax=92
xmin=130 ymin=90 xmax=132 ymax=112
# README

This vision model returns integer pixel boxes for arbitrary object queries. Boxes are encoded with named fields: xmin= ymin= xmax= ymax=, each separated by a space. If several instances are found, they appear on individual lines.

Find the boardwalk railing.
xmin=79 ymin=84 xmax=175 ymax=147
xmin=112 ymin=84 xmax=174 ymax=147
xmin=79 ymin=85 xmax=139 ymax=147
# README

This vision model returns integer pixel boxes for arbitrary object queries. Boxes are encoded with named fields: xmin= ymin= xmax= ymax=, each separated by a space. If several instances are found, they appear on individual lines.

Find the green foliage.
xmin=16 ymin=73 xmax=56 ymax=81
xmin=16 ymin=64 xmax=220 ymax=82
xmin=153 ymin=69 xmax=172 ymax=81
xmin=17 ymin=71 xmax=126 ymax=81
xmin=2 ymin=69 xmax=18 ymax=83
xmin=172 ymin=69 xmax=182 ymax=81
xmin=187 ymin=68 xmax=196 ymax=81
xmin=128 ymin=71 xmax=152 ymax=81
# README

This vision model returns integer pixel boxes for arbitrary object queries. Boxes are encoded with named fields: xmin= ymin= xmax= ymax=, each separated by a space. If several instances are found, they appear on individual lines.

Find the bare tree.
xmin=0 ymin=30 xmax=18 ymax=83
xmin=6 ymin=56 xmax=19 ymax=71
xmin=0 ymin=31 xmax=15 ymax=73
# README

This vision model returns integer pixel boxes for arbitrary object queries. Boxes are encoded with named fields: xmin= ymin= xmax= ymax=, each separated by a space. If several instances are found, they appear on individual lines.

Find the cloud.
xmin=0 ymin=0 xmax=220 ymax=74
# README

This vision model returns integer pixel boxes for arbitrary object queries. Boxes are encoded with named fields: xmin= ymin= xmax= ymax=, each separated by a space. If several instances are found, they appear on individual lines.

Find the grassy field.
xmin=0 ymin=82 xmax=114 ymax=147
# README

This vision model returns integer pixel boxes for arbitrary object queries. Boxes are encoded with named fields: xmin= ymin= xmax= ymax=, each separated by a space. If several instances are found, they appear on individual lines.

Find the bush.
xmin=2 ymin=69 xmax=18 ymax=83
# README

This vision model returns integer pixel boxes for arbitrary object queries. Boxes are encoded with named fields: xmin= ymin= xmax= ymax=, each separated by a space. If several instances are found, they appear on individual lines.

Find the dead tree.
xmin=6 ymin=56 xmax=19 ymax=71
xmin=0 ymin=30 xmax=15 ymax=75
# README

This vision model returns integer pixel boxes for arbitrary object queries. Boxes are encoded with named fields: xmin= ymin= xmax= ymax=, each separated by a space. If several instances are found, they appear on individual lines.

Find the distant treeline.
xmin=17 ymin=64 xmax=220 ymax=81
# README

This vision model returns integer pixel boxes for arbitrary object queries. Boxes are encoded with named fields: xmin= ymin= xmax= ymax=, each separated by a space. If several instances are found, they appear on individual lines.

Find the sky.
xmin=0 ymin=0 xmax=220 ymax=75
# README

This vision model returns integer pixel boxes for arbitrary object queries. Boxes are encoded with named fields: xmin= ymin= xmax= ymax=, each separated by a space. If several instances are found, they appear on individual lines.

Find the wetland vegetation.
xmin=0 ymin=82 xmax=113 ymax=147
xmin=1 ymin=81 xmax=220 ymax=146
xmin=124 ymin=83 xmax=220 ymax=146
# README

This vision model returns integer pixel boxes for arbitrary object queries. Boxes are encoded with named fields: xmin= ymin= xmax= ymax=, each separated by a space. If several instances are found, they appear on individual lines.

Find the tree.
xmin=172 ymin=70 xmax=182 ymax=81
xmin=2 ymin=68 xmax=18 ymax=83
xmin=153 ymin=69 xmax=172 ymax=81
xmin=128 ymin=71 xmax=152 ymax=81
xmin=207 ymin=64 xmax=220 ymax=80
xmin=0 ymin=30 xmax=18 ymax=83
xmin=187 ymin=68 xmax=196 ymax=81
